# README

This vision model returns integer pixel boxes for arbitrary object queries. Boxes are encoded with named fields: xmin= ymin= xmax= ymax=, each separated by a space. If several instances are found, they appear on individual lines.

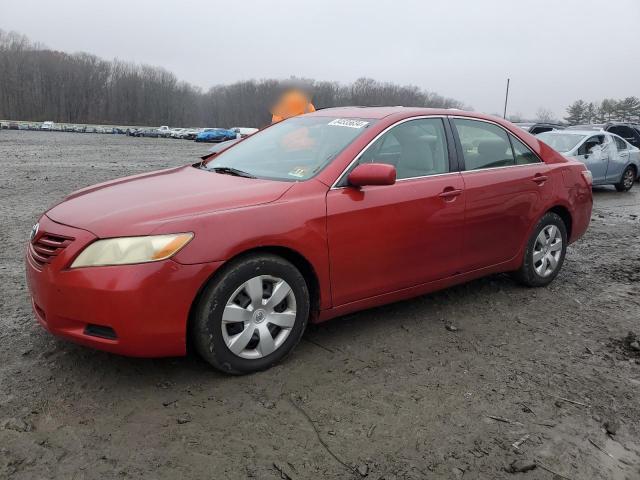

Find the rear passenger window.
xmin=510 ymin=134 xmax=541 ymax=164
xmin=453 ymin=119 xmax=514 ymax=170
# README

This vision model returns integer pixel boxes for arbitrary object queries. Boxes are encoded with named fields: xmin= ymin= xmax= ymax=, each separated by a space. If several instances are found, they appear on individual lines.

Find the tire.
xmin=511 ymin=212 xmax=568 ymax=287
xmin=615 ymin=166 xmax=635 ymax=192
xmin=192 ymin=253 xmax=310 ymax=375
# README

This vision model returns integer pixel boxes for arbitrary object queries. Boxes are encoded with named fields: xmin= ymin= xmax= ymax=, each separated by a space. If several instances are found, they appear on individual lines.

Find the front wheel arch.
xmin=185 ymin=246 xmax=320 ymax=354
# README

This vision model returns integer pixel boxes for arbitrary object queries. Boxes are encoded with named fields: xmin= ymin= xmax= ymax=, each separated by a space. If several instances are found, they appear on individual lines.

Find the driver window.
xmin=453 ymin=119 xmax=514 ymax=171
xmin=578 ymin=135 xmax=603 ymax=156
xmin=357 ymin=118 xmax=449 ymax=180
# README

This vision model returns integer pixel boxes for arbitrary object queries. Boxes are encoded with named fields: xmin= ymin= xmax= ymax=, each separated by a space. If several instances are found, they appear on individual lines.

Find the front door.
xmin=326 ymin=117 xmax=466 ymax=306
xmin=577 ymin=134 xmax=609 ymax=184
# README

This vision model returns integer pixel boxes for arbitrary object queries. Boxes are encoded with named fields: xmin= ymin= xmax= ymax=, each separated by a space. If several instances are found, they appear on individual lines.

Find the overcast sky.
xmin=2 ymin=0 xmax=639 ymax=119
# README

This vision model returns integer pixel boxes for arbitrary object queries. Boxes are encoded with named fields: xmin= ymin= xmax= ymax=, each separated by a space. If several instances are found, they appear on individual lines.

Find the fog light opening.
xmin=84 ymin=324 xmax=118 ymax=340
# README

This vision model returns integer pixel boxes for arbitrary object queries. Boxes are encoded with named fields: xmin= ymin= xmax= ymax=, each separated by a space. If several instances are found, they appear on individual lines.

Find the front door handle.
xmin=438 ymin=187 xmax=463 ymax=201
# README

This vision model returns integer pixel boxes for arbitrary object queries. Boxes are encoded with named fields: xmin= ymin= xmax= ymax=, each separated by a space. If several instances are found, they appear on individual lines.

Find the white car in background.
xmin=537 ymin=130 xmax=640 ymax=191
xmin=231 ymin=127 xmax=259 ymax=138
xmin=170 ymin=128 xmax=186 ymax=138
xmin=156 ymin=125 xmax=171 ymax=137
xmin=181 ymin=128 xmax=201 ymax=140
xmin=41 ymin=121 xmax=55 ymax=131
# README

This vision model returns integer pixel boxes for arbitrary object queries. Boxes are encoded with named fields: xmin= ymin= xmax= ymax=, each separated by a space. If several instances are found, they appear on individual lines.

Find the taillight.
xmin=581 ymin=170 xmax=593 ymax=186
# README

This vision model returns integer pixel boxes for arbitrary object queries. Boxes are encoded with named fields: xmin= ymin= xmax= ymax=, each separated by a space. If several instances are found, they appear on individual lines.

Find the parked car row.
xmin=0 ymin=121 xmax=131 ymax=134
xmin=126 ymin=126 xmax=258 ymax=142
xmin=1 ymin=121 xmax=259 ymax=143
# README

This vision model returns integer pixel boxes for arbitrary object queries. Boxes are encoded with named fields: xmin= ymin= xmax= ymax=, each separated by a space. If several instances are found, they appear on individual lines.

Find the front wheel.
xmin=615 ymin=166 xmax=635 ymax=192
xmin=511 ymin=212 xmax=567 ymax=287
xmin=192 ymin=254 xmax=310 ymax=374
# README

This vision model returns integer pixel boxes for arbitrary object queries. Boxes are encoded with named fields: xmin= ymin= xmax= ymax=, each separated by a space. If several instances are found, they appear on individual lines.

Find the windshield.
xmin=537 ymin=132 xmax=586 ymax=153
xmin=206 ymin=116 xmax=375 ymax=180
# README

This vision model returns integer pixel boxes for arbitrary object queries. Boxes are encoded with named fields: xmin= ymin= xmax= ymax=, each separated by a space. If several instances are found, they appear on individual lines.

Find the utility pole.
xmin=503 ymin=78 xmax=510 ymax=119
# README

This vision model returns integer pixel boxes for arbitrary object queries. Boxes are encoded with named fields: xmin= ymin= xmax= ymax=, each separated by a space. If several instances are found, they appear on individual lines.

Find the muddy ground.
xmin=1 ymin=130 xmax=639 ymax=480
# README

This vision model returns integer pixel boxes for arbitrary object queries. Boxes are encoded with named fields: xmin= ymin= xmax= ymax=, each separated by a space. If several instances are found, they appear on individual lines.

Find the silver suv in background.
xmin=537 ymin=130 xmax=639 ymax=191
xmin=566 ymin=122 xmax=640 ymax=150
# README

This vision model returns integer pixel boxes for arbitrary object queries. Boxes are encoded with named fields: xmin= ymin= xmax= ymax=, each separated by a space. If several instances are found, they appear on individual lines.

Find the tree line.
xmin=0 ymin=30 xmax=465 ymax=128
xmin=564 ymin=97 xmax=640 ymax=125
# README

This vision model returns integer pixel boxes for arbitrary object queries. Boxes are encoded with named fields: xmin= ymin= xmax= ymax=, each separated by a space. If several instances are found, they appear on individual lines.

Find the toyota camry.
xmin=25 ymin=107 xmax=593 ymax=374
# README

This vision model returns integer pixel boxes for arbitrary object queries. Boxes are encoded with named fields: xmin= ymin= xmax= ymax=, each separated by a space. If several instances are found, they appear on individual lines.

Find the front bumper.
xmin=25 ymin=215 xmax=222 ymax=357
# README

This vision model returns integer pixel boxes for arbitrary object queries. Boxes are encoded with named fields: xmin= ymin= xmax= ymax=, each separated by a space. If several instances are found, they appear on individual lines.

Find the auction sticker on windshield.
xmin=328 ymin=119 xmax=370 ymax=129
xmin=288 ymin=167 xmax=309 ymax=178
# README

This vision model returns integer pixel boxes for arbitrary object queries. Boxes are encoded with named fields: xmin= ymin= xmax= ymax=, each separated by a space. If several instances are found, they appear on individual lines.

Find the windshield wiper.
xmin=210 ymin=166 xmax=256 ymax=178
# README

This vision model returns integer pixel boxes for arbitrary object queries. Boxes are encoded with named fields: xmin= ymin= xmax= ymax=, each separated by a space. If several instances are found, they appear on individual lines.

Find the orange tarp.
xmin=271 ymin=89 xmax=315 ymax=123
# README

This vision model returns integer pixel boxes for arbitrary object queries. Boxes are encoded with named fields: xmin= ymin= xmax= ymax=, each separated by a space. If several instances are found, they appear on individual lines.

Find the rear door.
xmin=607 ymin=134 xmax=631 ymax=182
xmin=326 ymin=117 xmax=465 ymax=306
xmin=451 ymin=118 xmax=553 ymax=271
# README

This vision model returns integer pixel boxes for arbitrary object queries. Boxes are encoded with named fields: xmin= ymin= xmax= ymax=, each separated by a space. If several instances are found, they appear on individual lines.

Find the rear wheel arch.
xmin=547 ymin=205 xmax=572 ymax=241
xmin=512 ymin=211 xmax=568 ymax=287
xmin=615 ymin=165 xmax=636 ymax=192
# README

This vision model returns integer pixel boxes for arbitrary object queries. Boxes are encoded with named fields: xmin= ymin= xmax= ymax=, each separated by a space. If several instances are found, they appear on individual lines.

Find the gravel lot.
xmin=1 ymin=130 xmax=639 ymax=480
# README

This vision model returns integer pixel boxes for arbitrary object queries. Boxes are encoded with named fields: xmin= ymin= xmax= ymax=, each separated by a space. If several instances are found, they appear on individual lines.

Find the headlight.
xmin=70 ymin=233 xmax=193 ymax=268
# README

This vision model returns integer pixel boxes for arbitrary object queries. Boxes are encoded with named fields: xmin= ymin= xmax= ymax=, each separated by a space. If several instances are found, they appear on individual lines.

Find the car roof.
xmin=542 ymin=130 xmax=598 ymax=136
xmin=307 ymin=106 xmax=436 ymax=119
xmin=306 ymin=106 xmax=503 ymax=123
xmin=566 ymin=124 xmax=604 ymax=130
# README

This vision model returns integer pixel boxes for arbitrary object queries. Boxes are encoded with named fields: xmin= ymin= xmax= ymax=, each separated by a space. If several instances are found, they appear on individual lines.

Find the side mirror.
xmin=347 ymin=163 xmax=396 ymax=187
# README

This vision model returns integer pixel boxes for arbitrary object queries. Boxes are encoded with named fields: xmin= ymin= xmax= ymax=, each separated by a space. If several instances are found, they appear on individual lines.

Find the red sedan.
xmin=25 ymin=107 xmax=593 ymax=374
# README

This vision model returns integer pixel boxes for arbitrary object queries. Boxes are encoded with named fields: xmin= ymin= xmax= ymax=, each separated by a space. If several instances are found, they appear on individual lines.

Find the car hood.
xmin=46 ymin=165 xmax=294 ymax=237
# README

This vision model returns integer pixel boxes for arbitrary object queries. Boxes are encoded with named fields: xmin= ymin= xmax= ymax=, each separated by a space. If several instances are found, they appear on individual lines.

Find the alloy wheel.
xmin=221 ymin=275 xmax=297 ymax=359
xmin=533 ymin=225 xmax=563 ymax=278
xmin=623 ymin=169 xmax=634 ymax=190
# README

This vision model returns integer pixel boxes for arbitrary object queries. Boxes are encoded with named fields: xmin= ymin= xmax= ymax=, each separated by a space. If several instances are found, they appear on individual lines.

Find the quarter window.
xmin=510 ymin=134 xmax=541 ymax=165
xmin=355 ymin=118 xmax=449 ymax=180
xmin=453 ymin=119 xmax=514 ymax=170
xmin=613 ymin=135 xmax=627 ymax=151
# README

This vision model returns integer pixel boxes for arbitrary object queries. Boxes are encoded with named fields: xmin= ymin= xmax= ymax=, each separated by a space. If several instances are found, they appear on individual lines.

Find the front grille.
xmin=29 ymin=232 xmax=74 ymax=268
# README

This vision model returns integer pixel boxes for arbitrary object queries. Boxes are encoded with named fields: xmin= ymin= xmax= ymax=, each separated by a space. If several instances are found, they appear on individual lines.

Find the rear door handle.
xmin=532 ymin=174 xmax=548 ymax=185
xmin=438 ymin=188 xmax=463 ymax=201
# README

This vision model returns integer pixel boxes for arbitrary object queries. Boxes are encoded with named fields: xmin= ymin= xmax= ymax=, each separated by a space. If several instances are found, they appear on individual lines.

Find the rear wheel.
xmin=193 ymin=254 xmax=310 ymax=374
xmin=512 ymin=212 xmax=567 ymax=287
xmin=615 ymin=166 xmax=635 ymax=192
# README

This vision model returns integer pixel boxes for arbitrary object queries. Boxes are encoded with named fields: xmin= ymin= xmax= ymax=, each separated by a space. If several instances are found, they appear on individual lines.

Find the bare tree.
xmin=0 ymin=30 xmax=468 ymax=128
xmin=535 ymin=108 xmax=556 ymax=123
